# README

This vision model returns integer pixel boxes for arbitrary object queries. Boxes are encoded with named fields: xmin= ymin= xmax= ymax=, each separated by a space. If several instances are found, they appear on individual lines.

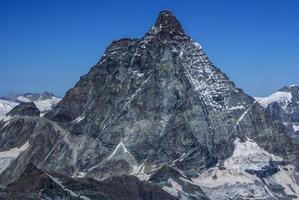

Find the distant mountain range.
xmin=0 ymin=10 xmax=298 ymax=200
xmin=255 ymin=85 xmax=299 ymax=139
xmin=0 ymin=92 xmax=61 ymax=116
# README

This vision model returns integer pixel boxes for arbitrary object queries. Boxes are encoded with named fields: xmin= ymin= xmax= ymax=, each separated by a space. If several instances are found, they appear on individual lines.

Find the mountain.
xmin=0 ymin=10 xmax=298 ymax=199
xmin=7 ymin=102 xmax=40 ymax=117
xmin=0 ymin=92 xmax=61 ymax=116
xmin=255 ymin=85 xmax=299 ymax=139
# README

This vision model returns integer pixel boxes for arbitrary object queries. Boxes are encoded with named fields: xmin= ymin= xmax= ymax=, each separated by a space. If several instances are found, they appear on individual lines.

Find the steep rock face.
xmin=0 ymin=163 xmax=177 ymax=200
xmin=45 ymin=10 xmax=297 ymax=177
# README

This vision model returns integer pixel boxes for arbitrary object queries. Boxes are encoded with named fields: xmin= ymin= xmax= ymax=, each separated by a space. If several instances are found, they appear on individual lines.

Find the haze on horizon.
xmin=0 ymin=0 xmax=298 ymax=98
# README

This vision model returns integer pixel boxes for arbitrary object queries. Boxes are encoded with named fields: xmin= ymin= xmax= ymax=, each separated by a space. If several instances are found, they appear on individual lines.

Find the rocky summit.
xmin=0 ymin=10 xmax=299 ymax=200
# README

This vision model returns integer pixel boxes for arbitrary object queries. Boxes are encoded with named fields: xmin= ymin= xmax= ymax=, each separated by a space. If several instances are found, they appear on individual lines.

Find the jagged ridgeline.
xmin=0 ymin=10 xmax=298 ymax=200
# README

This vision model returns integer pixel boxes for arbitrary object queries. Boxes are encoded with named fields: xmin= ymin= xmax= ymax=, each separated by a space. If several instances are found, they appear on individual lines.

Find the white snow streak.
xmin=47 ymin=174 xmax=91 ymax=200
xmin=0 ymin=141 xmax=30 ymax=173
xmin=73 ymin=115 xmax=85 ymax=123
xmin=293 ymin=124 xmax=299 ymax=132
xmin=108 ymin=141 xmax=131 ymax=160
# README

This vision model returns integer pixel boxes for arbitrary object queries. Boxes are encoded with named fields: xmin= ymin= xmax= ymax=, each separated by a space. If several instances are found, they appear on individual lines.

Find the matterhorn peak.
xmin=151 ymin=9 xmax=185 ymax=37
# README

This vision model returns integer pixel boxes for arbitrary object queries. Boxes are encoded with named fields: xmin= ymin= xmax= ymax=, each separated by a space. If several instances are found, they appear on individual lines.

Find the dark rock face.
xmin=44 ymin=10 xmax=297 ymax=177
xmin=0 ymin=163 xmax=177 ymax=200
xmin=7 ymin=102 xmax=40 ymax=117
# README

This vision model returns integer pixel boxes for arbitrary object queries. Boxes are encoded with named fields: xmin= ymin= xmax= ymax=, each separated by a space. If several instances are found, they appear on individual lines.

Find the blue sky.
xmin=0 ymin=0 xmax=298 ymax=97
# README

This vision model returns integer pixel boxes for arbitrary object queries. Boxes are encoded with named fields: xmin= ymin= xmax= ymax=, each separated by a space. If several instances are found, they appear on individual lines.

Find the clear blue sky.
xmin=0 ymin=0 xmax=298 ymax=97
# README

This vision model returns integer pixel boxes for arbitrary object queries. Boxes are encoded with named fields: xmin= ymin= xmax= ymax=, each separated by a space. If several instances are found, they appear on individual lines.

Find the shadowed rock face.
xmin=0 ymin=163 xmax=178 ymax=200
xmin=7 ymin=102 xmax=40 ymax=117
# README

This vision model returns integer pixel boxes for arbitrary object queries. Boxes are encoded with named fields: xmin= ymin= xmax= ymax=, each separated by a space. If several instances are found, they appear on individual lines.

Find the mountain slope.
xmin=45 ymin=10 xmax=297 ymax=175
xmin=0 ymin=10 xmax=298 ymax=199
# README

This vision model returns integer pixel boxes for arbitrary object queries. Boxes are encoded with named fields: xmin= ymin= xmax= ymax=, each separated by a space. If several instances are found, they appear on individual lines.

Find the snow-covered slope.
xmin=0 ymin=99 xmax=18 ymax=116
xmin=17 ymin=95 xmax=61 ymax=112
xmin=0 ymin=92 xmax=61 ymax=116
xmin=255 ymin=91 xmax=292 ymax=108
xmin=0 ymin=141 xmax=30 ymax=174
xmin=16 ymin=92 xmax=61 ymax=112
xmin=192 ymin=138 xmax=299 ymax=199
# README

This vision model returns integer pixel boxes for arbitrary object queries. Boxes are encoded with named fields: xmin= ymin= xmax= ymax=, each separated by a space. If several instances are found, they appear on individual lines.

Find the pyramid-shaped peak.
xmin=153 ymin=10 xmax=184 ymax=34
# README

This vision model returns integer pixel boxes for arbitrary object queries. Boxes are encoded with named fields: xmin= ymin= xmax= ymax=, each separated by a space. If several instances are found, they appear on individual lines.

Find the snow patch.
xmin=0 ymin=141 xmax=30 ymax=173
xmin=73 ymin=115 xmax=85 ymax=123
xmin=0 ymin=100 xmax=18 ymax=116
xmin=17 ymin=96 xmax=31 ymax=102
xmin=0 ymin=115 xmax=12 ymax=123
xmin=108 ymin=141 xmax=131 ymax=160
xmin=226 ymin=105 xmax=245 ymax=110
xmin=162 ymin=179 xmax=182 ymax=197
xmin=224 ymin=138 xmax=282 ymax=171
xmin=271 ymin=165 xmax=299 ymax=197
xmin=17 ymin=96 xmax=61 ymax=112
xmin=193 ymin=168 xmax=257 ymax=188
xmin=293 ymin=124 xmax=299 ymax=132
xmin=193 ymin=42 xmax=202 ymax=50
xmin=255 ymin=91 xmax=292 ymax=108
xmin=33 ymin=96 xmax=61 ymax=112
xmin=130 ymin=163 xmax=150 ymax=181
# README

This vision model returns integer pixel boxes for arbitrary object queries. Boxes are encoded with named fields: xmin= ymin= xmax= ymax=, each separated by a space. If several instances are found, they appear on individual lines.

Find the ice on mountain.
xmin=293 ymin=124 xmax=299 ymax=132
xmin=255 ymin=91 xmax=292 ymax=108
xmin=0 ymin=100 xmax=18 ymax=116
xmin=224 ymin=137 xmax=282 ymax=171
xmin=0 ymin=141 xmax=30 ymax=173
